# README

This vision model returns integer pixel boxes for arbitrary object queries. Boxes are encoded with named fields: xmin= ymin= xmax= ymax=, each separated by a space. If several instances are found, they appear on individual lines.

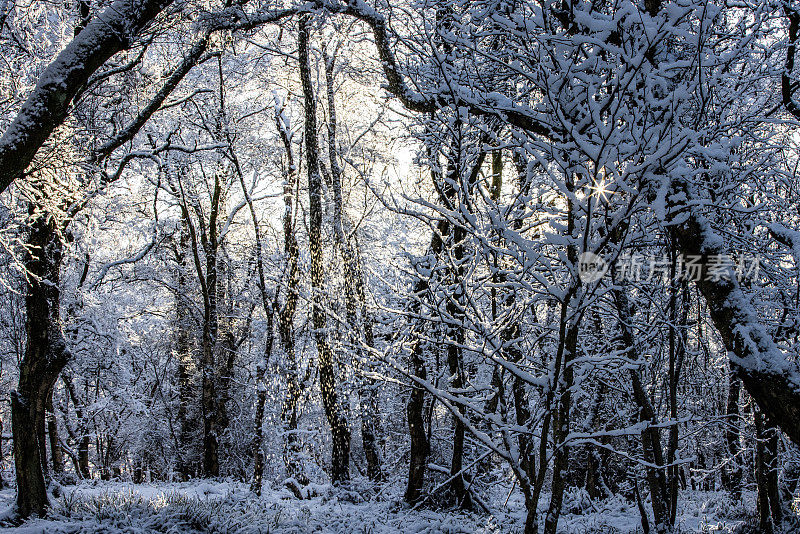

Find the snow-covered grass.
xmin=0 ymin=481 xmax=502 ymax=534
xmin=0 ymin=480 xmax=769 ymax=533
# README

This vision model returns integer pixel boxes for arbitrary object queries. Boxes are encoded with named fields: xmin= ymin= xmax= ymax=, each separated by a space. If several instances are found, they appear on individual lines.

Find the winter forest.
xmin=4 ymin=0 xmax=800 ymax=532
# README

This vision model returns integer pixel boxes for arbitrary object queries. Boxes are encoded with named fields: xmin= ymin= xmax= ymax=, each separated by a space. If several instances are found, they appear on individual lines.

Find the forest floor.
xmin=0 ymin=478 xmax=765 ymax=533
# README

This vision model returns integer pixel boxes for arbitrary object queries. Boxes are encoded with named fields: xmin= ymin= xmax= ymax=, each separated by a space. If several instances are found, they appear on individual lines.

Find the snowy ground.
xmin=0 ymin=480 xmax=762 ymax=533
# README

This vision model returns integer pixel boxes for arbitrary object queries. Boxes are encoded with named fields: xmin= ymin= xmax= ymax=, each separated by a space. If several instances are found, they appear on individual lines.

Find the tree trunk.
xmin=65 ymin=376 xmax=90 ymax=480
xmin=446 ymin=217 xmax=469 ymax=507
xmin=761 ymin=416 xmax=783 ymax=527
xmin=543 ymin=316 xmax=579 ymax=534
xmin=323 ymin=48 xmax=383 ymax=483
xmin=403 ymin=136 xmax=485 ymax=503
xmin=171 ymin=213 xmax=198 ymax=479
xmin=200 ymin=261 xmax=219 ymax=477
xmin=611 ymin=276 xmax=671 ymax=532
xmin=405 ymin=282 xmax=431 ymax=503
xmin=492 ymin=150 xmax=540 ymax=531
xmin=299 ymin=14 xmax=350 ymax=485
xmin=434 ymin=123 xmax=482 ymax=509
xmin=666 ymin=254 xmax=687 ymax=527
xmin=47 ymin=413 xmax=63 ymax=476
xmin=13 ymin=213 xmax=70 ymax=517
xmin=237 ymin=139 xmax=277 ymax=496
xmin=447 ymin=336 xmax=469 ymax=508
xmin=543 ymin=170 xmax=585 ymax=534
xmin=275 ymin=113 xmax=308 ymax=492
xmin=133 ymin=463 xmax=144 ymax=484
xmin=78 ymin=434 xmax=90 ymax=479
xmin=226 ymin=121 xmax=279 ymax=496
xmin=182 ymin=167 xmax=223 ymax=478
xmin=755 ymin=410 xmax=774 ymax=534
xmin=722 ymin=372 xmax=742 ymax=498
xmin=12 ymin=395 xmax=49 ymax=517
xmin=215 ymin=329 xmax=236 ymax=441
xmin=403 ymin=215 xmax=452 ymax=503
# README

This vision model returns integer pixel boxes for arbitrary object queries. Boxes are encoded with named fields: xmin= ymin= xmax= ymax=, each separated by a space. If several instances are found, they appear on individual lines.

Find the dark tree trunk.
xmin=494 ymin=150 xmax=540 ymax=531
xmin=78 ymin=437 xmax=89 ymax=479
xmin=13 ymin=213 xmax=70 ymax=517
xmin=447 ymin=338 xmax=469 ymax=507
xmin=62 ymin=374 xmax=90 ymax=480
xmin=543 ymin=317 xmax=578 ymax=534
xmin=759 ymin=415 xmax=783 ymax=527
xmin=633 ymin=478 xmax=651 ymax=534
xmin=445 ymin=205 xmax=470 ymax=507
xmin=173 ymin=215 xmax=196 ymax=480
xmin=666 ymin=255 xmax=687 ymax=527
xmin=404 ymin=216 xmax=451 ymax=504
xmin=613 ymin=285 xmax=671 ymax=532
xmin=405 ymin=295 xmax=431 ymax=504
xmin=200 ymin=284 xmax=219 ymax=477
xmin=133 ymin=463 xmax=144 ymax=484
xmin=755 ymin=410 xmax=774 ymax=534
xmin=543 ymin=171 xmax=584 ymax=534
xmin=722 ymin=372 xmax=742 ymax=498
xmin=433 ymin=122 xmax=484 ymax=509
xmin=75 ymin=395 xmax=90 ymax=481
xmin=250 ymin=388 xmax=267 ymax=494
xmin=47 ymin=414 xmax=63 ymax=476
xmin=215 ymin=329 xmax=236 ymax=440
xmin=177 ymin=164 xmax=223 ymax=478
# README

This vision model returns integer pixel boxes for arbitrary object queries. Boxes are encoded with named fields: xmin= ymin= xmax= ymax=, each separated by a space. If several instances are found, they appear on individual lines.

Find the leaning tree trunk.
xmin=0 ymin=0 xmax=175 ymax=195
xmin=671 ymin=185 xmax=800 ymax=448
xmin=13 ymin=213 xmax=70 ymax=517
xmin=299 ymin=14 xmax=350 ymax=485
